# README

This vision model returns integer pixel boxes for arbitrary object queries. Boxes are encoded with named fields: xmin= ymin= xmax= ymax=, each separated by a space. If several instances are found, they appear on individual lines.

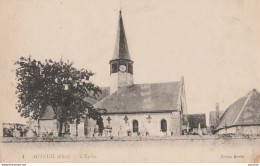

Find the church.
xmin=30 ymin=11 xmax=188 ymax=138
xmin=83 ymin=11 xmax=188 ymax=137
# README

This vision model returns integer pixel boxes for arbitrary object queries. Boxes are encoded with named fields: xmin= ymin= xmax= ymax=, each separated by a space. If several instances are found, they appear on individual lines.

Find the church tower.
xmin=110 ymin=11 xmax=133 ymax=94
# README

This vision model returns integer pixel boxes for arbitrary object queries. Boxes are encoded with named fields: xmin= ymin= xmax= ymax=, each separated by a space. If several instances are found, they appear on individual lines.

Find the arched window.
xmin=161 ymin=119 xmax=167 ymax=132
xmin=133 ymin=120 xmax=138 ymax=133
xmin=111 ymin=63 xmax=118 ymax=74
xmin=128 ymin=63 xmax=133 ymax=74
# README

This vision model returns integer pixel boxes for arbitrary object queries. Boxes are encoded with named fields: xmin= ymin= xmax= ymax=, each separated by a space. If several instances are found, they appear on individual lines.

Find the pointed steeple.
xmin=111 ymin=10 xmax=132 ymax=61
xmin=109 ymin=10 xmax=134 ymax=94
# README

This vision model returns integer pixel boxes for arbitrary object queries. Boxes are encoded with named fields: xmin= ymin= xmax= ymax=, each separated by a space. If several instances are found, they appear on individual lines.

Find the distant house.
xmin=214 ymin=89 xmax=260 ymax=135
xmin=186 ymin=114 xmax=207 ymax=135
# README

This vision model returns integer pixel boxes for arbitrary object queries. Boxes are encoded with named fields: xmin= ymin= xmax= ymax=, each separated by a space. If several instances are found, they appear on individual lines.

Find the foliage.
xmin=14 ymin=56 xmax=104 ymax=136
xmin=186 ymin=114 xmax=207 ymax=129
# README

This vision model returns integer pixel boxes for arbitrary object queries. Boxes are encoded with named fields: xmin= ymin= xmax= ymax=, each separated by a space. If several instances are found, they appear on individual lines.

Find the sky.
xmin=0 ymin=0 xmax=260 ymax=124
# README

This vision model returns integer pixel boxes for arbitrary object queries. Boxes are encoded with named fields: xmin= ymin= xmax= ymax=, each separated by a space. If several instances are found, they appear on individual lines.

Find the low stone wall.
xmin=1 ymin=134 xmax=260 ymax=143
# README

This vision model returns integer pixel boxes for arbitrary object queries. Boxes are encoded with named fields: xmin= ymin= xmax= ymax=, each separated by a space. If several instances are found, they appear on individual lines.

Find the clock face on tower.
xmin=119 ymin=65 xmax=127 ymax=72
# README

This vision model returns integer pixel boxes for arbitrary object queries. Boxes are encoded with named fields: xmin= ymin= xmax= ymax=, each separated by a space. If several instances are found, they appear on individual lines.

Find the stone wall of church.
xmin=85 ymin=112 xmax=182 ymax=137
xmin=110 ymin=73 xmax=118 ymax=94
xmin=110 ymin=72 xmax=133 ymax=94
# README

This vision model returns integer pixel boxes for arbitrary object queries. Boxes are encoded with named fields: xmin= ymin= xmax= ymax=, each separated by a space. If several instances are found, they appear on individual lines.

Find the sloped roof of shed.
xmin=215 ymin=89 xmax=260 ymax=131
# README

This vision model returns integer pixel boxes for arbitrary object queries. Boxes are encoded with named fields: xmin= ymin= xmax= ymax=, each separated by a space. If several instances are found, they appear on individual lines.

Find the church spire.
xmin=109 ymin=10 xmax=134 ymax=94
xmin=111 ymin=10 xmax=132 ymax=61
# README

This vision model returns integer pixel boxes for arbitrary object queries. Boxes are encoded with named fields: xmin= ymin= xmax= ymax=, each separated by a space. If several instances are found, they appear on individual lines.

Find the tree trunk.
xmin=76 ymin=122 xmax=78 ymax=137
xmin=58 ymin=121 xmax=63 ymax=137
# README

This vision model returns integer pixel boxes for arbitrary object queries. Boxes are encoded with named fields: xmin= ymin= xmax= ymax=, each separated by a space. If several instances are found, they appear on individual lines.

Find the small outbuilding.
xmin=214 ymin=89 xmax=260 ymax=136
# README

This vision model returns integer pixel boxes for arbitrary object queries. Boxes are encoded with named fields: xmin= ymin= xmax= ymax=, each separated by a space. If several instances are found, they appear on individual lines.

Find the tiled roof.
xmin=40 ymin=105 xmax=55 ymax=120
xmin=214 ymin=89 xmax=260 ymax=131
xmin=94 ymin=81 xmax=182 ymax=114
xmin=84 ymin=87 xmax=110 ymax=105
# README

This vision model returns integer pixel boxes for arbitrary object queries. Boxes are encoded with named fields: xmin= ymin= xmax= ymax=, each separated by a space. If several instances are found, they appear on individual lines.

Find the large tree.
xmin=14 ymin=56 xmax=104 ymax=136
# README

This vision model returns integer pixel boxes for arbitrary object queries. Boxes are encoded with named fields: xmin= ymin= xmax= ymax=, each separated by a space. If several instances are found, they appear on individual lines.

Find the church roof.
xmin=94 ymin=81 xmax=183 ymax=114
xmin=214 ymin=89 xmax=260 ymax=131
xmin=111 ymin=11 xmax=132 ymax=62
xmin=40 ymin=105 xmax=55 ymax=120
xmin=84 ymin=87 xmax=110 ymax=105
